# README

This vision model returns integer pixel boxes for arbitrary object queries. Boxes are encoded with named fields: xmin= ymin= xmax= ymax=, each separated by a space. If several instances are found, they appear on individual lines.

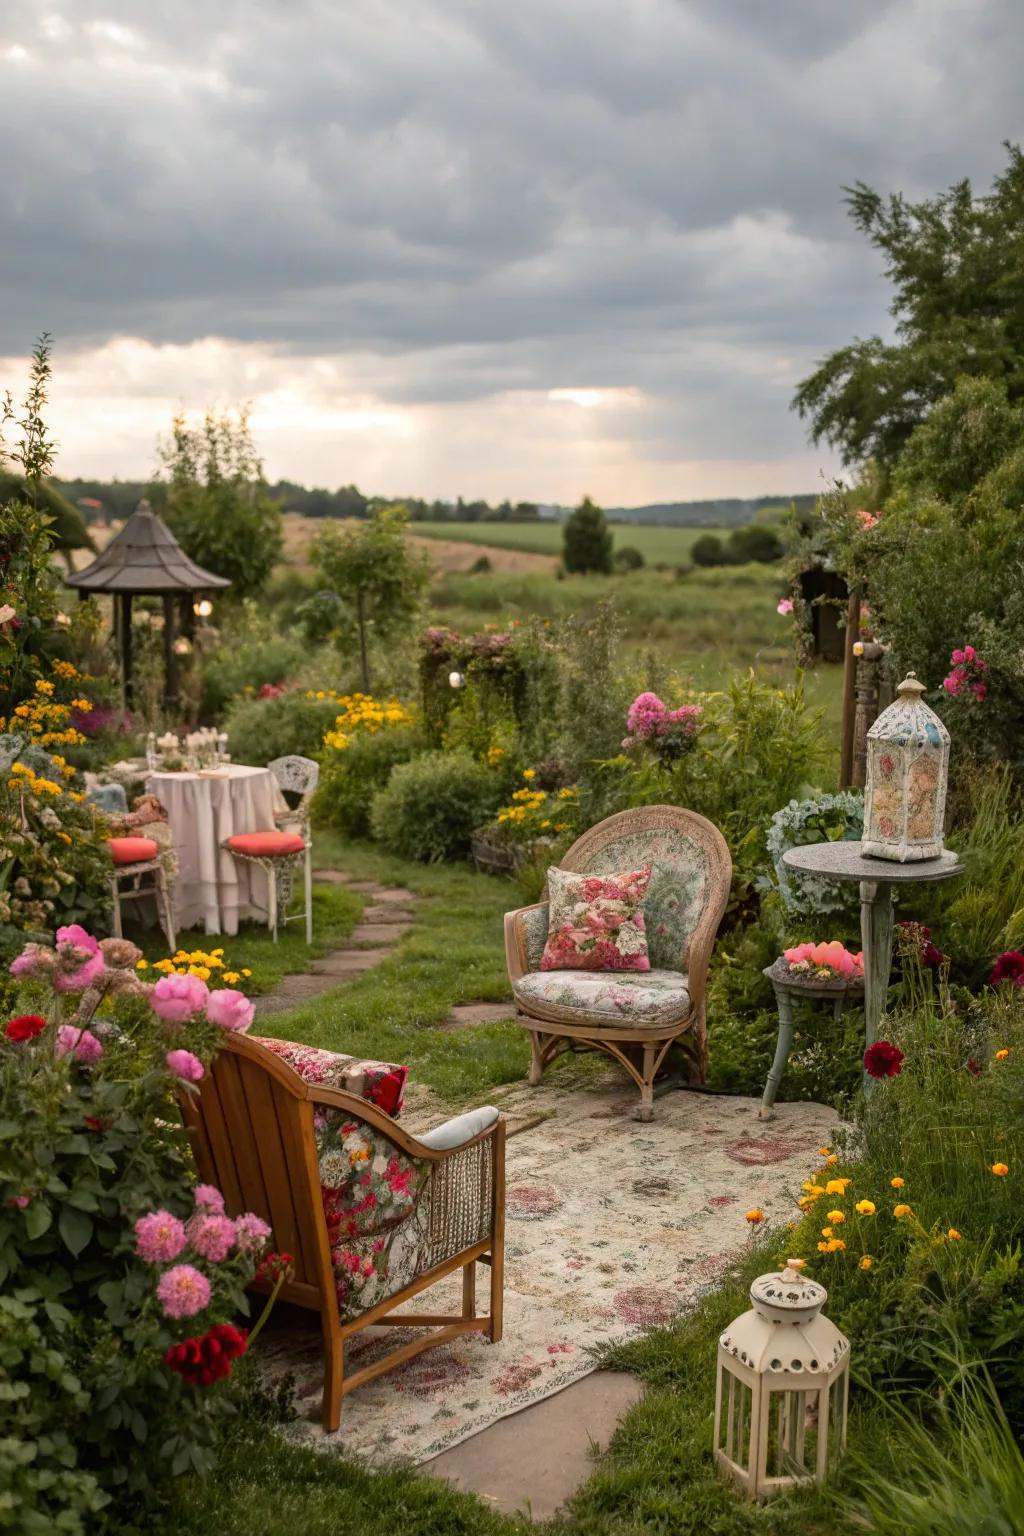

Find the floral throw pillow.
xmin=539 ymin=864 xmax=652 ymax=972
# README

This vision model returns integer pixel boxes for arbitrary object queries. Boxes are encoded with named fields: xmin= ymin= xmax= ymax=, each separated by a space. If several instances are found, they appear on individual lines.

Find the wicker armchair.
xmin=182 ymin=1032 xmax=505 ymax=1431
xmin=504 ymin=805 xmax=731 ymax=1120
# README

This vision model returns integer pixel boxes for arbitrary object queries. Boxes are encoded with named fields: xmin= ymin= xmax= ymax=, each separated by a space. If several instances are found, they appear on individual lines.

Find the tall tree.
xmin=159 ymin=409 xmax=282 ymax=597
xmin=312 ymin=504 xmax=430 ymax=690
xmin=793 ymin=144 xmax=1024 ymax=468
xmin=563 ymin=495 xmax=613 ymax=574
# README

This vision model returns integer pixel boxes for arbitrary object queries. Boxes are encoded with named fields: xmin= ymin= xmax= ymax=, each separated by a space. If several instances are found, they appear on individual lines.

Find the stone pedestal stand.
xmin=759 ymin=959 xmax=864 ymax=1120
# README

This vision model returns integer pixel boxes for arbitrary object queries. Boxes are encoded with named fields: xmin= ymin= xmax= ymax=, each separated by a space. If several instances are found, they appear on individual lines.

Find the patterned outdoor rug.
xmin=256 ymin=1079 xmax=839 ymax=1466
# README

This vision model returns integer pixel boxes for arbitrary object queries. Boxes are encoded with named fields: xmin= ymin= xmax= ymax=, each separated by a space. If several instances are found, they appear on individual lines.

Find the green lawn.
xmin=415 ymin=519 xmax=733 ymax=564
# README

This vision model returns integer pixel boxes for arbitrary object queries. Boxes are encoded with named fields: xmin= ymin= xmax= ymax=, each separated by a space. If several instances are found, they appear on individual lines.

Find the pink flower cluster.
xmin=10 ymin=924 xmax=107 ymax=992
xmin=622 ymin=691 xmax=702 ymax=753
xmin=942 ymin=644 xmax=987 ymax=701
xmin=134 ymin=1183 xmax=272 ymax=1318
xmin=783 ymin=940 xmax=864 ymax=980
xmin=776 ymin=597 xmax=794 ymax=615
xmin=150 ymin=973 xmax=253 ymax=1032
xmin=855 ymin=508 xmax=879 ymax=530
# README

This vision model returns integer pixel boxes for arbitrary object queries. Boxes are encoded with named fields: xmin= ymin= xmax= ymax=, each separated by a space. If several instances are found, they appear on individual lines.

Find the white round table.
xmin=146 ymin=765 xmax=288 ymax=936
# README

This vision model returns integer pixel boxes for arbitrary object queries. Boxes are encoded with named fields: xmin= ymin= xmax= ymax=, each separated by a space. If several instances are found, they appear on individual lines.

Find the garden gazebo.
xmin=65 ymin=499 xmax=230 ymax=709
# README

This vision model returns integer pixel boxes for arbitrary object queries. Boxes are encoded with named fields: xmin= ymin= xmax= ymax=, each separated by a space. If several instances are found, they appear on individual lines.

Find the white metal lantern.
xmin=714 ymin=1261 xmax=849 ymax=1500
xmin=862 ymin=673 xmax=950 ymax=862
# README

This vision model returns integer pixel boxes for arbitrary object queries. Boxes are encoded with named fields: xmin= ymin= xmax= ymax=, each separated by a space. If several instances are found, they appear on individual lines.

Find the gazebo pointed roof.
xmin=65 ymin=500 xmax=231 ymax=594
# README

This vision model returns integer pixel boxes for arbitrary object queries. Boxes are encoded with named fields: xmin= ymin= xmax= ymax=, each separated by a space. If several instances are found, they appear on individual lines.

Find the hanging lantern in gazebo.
xmin=713 ymin=1261 xmax=850 ymax=1500
xmin=862 ymin=673 xmax=950 ymax=862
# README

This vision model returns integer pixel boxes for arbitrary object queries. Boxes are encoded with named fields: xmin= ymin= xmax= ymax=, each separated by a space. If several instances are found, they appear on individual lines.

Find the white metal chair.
xmin=108 ymin=835 xmax=176 ymax=953
xmin=222 ymin=755 xmax=320 ymax=944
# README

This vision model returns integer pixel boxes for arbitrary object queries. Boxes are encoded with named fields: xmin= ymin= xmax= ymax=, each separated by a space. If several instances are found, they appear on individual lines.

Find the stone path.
xmin=425 ymin=1371 xmax=644 ymax=1521
xmin=253 ymin=870 xmax=415 ymax=1018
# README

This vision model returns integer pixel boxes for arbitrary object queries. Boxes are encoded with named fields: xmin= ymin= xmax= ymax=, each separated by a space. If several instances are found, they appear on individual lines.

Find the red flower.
xmin=864 ymin=1041 xmax=904 ymax=1079
xmin=4 ymin=1014 xmax=48 ymax=1043
xmin=966 ymin=1058 xmax=981 ymax=1076
xmin=164 ymin=1323 xmax=248 ymax=1387
xmin=255 ymin=1250 xmax=294 ymax=1285
xmin=990 ymin=951 xmax=1024 ymax=988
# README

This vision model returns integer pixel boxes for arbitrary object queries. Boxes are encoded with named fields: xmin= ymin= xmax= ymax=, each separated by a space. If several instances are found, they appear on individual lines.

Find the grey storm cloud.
xmin=1 ymin=0 xmax=1022 ymax=466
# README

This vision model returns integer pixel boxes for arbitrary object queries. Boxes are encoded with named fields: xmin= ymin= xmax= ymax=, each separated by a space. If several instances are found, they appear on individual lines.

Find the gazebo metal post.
xmin=162 ymin=594 xmax=179 ymax=712
xmin=118 ymin=592 xmax=134 ymax=708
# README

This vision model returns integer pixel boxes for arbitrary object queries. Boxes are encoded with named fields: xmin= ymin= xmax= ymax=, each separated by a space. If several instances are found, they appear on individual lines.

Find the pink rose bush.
xmin=783 ymin=940 xmax=864 ymax=981
xmin=942 ymin=644 xmax=988 ymax=702
xmin=206 ymin=987 xmax=255 ymax=1033
xmin=622 ymin=691 xmax=703 ymax=760
xmin=151 ymin=971 xmax=210 ymax=1024
xmin=777 ymin=597 xmax=795 ymax=615
xmin=166 ymin=1048 xmax=205 ymax=1083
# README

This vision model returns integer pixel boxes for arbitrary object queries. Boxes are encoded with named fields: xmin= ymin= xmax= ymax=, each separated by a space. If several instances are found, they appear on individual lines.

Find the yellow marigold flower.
xmin=34 ymin=678 xmax=54 ymax=694
xmin=826 ymin=1210 xmax=845 ymax=1225
xmin=991 ymin=1162 xmax=1009 ymax=1177
xmin=56 ymin=831 xmax=72 ymax=844
xmin=859 ymin=1255 xmax=873 ymax=1271
xmin=802 ymin=1181 xmax=826 ymax=1197
xmin=797 ymin=1196 xmax=815 ymax=1211
xmin=824 ymin=1178 xmax=852 ymax=1195
xmin=825 ymin=1154 xmax=839 ymax=1165
xmin=135 ymin=959 xmax=149 ymax=970
xmin=744 ymin=1209 xmax=764 ymax=1224
xmin=222 ymin=971 xmax=240 ymax=984
xmin=995 ymin=1049 xmax=1010 ymax=1061
xmin=540 ymin=819 xmax=551 ymax=829
xmin=821 ymin=1226 xmax=833 ymax=1239
xmin=947 ymin=1228 xmax=962 ymax=1241
xmin=826 ymin=1238 xmax=846 ymax=1253
xmin=890 ymin=1176 xmax=905 ymax=1189
xmin=893 ymin=1204 xmax=912 ymax=1218
xmin=70 ymin=698 xmax=92 ymax=711
xmin=816 ymin=1241 xmax=829 ymax=1253
xmin=818 ymin=1146 xmax=831 ymax=1157
xmin=188 ymin=965 xmax=211 ymax=980
xmin=241 ymin=968 xmax=252 ymax=978
xmin=855 ymin=1200 xmax=876 ymax=1216
xmin=522 ymin=768 xmax=536 ymax=780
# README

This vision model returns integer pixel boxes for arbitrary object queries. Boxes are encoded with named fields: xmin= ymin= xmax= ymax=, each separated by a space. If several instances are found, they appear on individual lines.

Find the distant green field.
xmin=412 ymin=520 xmax=731 ymax=563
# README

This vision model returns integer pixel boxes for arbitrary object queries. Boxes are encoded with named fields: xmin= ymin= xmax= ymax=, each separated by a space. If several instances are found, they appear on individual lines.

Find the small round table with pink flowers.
xmin=759 ymin=841 xmax=963 ymax=1117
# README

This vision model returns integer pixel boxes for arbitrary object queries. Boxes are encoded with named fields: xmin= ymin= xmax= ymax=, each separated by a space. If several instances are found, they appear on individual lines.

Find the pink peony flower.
xmin=135 ymin=1209 xmax=187 ymax=1264
xmin=188 ymin=1213 xmax=237 ymax=1263
xmin=157 ymin=1264 xmax=211 ymax=1319
xmin=151 ymin=972 xmax=210 ymax=1025
xmin=855 ymin=509 xmax=878 ymax=530
xmin=54 ymin=1025 xmax=103 ymax=1063
xmin=9 ymin=942 xmax=55 ymax=979
xmin=166 ymin=1048 xmax=205 ymax=1083
xmin=52 ymin=926 xmax=104 ymax=993
xmin=234 ymin=1212 xmax=272 ymax=1254
xmin=194 ymin=1183 xmax=226 ymax=1214
xmin=205 ymin=988 xmax=254 ymax=1033
xmin=776 ymin=597 xmax=794 ymax=615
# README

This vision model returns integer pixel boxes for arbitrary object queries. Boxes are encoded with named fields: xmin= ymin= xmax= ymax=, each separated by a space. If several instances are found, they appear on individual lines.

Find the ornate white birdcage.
xmin=713 ymin=1262 xmax=850 ymax=1500
xmin=862 ymin=673 xmax=950 ymax=862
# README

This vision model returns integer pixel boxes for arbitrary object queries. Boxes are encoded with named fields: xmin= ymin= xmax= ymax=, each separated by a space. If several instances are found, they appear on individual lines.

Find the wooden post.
xmin=838 ymin=588 xmax=860 ymax=788
xmin=162 ymin=593 xmax=178 ymax=714
xmin=118 ymin=592 xmax=134 ymax=708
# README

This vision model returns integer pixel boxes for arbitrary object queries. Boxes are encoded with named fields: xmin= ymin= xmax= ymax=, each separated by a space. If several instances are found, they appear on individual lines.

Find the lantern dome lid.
xmin=749 ymin=1263 xmax=827 ymax=1325
xmin=866 ymin=672 xmax=950 ymax=749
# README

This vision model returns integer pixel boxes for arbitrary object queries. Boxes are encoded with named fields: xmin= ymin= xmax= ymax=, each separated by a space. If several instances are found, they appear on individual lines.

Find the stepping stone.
xmin=254 ymin=974 xmax=335 ymax=1015
xmin=345 ymin=880 xmax=385 ymax=893
xmin=373 ymin=886 xmax=415 ymax=904
xmin=444 ymin=1002 xmax=515 ymax=1030
xmin=312 ymin=868 xmax=350 ymax=885
xmin=361 ymin=904 xmax=413 ymax=925
xmin=310 ymin=948 xmax=392 ymax=977
xmin=424 ymin=1371 xmax=645 ymax=1521
xmin=350 ymin=922 xmax=411 ymax=946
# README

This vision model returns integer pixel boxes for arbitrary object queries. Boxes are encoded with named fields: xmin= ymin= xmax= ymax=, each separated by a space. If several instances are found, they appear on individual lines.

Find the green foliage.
xmin=199 ymin=605 xmax=309 ymax=718
xmin=418 ymin=621 xmax=561 ymax=766
xmin=314 ymin=724 xmax=423 ymax=839
xmin=223 ymin=690 xmax=340 ymax=767
xmin=724 ymin=523 xmax=783 ymax=563
xmin=794 ymin=145 xmax=1024 ymax=466
xmin=312 ymin=505 xmax=430 ymax=690
xmin=691 ymin=532 xmax=726 ymax=566
xmin=160 ymin=409 xmax=283 ymax=597
xmin=369 ymin=749 xmax=501 ymax=863
xmin=613 ymin=544 xmax=645 ymax=572
xmin=0 ymin=470 xmax=93 ymax=556
xmin=562 ymin=496 xmax=613 ymax=574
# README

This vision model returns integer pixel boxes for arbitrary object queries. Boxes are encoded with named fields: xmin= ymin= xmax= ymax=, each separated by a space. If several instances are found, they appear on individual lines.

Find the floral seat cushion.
xmin=512 ymin=967 xmax=690 ymax=1027
xmin=252 ymin=1036 xmax=407 ymax=1117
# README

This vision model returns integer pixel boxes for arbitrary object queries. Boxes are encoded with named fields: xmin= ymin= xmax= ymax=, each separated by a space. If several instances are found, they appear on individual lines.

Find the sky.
xmin=0 ymin=0 xmax=1021 ymax=505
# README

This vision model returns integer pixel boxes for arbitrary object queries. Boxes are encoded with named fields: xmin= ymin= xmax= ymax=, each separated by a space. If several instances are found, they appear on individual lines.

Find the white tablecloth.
xmin=146 ymin=765 xmax=288 ymax=936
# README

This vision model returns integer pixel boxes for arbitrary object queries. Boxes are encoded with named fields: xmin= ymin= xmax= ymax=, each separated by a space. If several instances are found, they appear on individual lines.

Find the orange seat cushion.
xmin=108 ymin=836 xmax=160 ymax=865
xmin=227 ymin=830 xmax=305 ymax=858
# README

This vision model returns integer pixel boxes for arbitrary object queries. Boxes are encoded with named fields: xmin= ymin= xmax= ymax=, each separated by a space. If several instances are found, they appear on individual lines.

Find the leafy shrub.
xmin=222 ymin=689 xmax=341 ymax=766
xmin=1 ymin=931 xmax=273 ymax=1529
xmin=370 ymin=750 xmax=502 ymax=862
xmin=562 ymin=495 xmax=613 ymax=574
xmin=199 ymin=605 xmax=309 ymax=719
xmin=315 ymin=723 xmax=423 ymax=838
xmin=613 ymin=545 xmax=645 ymax=572
xmin=691 ymin=533 xmax=725 ymax=566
